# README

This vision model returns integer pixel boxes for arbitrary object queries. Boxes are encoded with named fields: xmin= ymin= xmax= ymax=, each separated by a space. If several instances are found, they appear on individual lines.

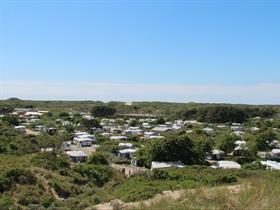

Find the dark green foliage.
xmin=2 ymin=115 xmax=19 ymax=126
xmin=178 ymin=105 xmax=276 ymax=123
xmin=215 ymin=133 xmax=238 ymax=153
xmin=136 ymin=133 xmax=211 ymax=167
xmin=50 ymin=180 xmax=81 ymax=199
xmin=0 ymin=168 xmax=36 ymax=193
xmin=80 ymin=118 xmax=101 ymax=131
xmin=58 ymin=112 xmax=70 ymax=118
xmin=73 ymin=164 xmax=113 ymax=187
xmin=0 ymin=105 xmax=13 ymax=114
xmin=88 ymin=152 xmax=109 ymax=165
xmin=91 ymin=105 xmax=117 ymax=117
xmin=0 ymin=194 xmax=13 ymax=210
xmin=31 ymin=152 xmax=70 ymax=171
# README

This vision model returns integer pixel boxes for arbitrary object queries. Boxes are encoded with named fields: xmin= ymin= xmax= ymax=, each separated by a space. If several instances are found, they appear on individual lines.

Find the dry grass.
xmin=128 ymin=177 xmax=280 ymax=210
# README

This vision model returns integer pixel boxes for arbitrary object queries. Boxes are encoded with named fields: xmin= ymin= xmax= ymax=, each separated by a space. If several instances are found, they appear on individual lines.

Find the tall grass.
xmin=132 ymin=176 xmax=280 ymax=210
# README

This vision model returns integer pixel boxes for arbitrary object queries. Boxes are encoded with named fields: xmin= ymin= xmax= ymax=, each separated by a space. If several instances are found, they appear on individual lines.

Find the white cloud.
xmin=0 ymin=81 xmax=280 ymax=104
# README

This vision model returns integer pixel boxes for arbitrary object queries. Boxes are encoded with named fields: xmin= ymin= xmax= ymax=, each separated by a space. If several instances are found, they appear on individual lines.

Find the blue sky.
xmin=0 ymin=0 xmax=280 ymax=103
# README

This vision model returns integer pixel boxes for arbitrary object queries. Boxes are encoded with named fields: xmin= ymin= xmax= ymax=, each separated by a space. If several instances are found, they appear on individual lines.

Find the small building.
xmin=110 ymin=136 xmax=128 ymax=141
xmin=35 ymin=125 xmax=46 ymax=132
xmin=250 ymin=127 xmax=260 ymax=133
xmin=144 ymin=131 xmax=157 ymax=138
xmin=74 ymin=137 xmax=95 ymax=147
xmin=202 ymin=127 xmax=215 ymax=134
xmin=234 ymin=140 xmax=246 ymax=146
xmin=271 ymin=149 xmax=280 ymax=159
xmin=261 ymin=160 xmax=280 ymax=170
xmin=151 ymin=161 xmax=185 ymax=170
xmin=269 ymin=140 xmax=279 ymax=148
xmin=231 ymin=126 xmax=242 ymax=132
xmin=151 ymin=127 xmax=172 ymax=134
xmin=211 ymin=149 xmax=225 ymax=160
xmin=14 ymin=125 xmax=26 ymax=133
xmin=66 ymin=150 xmax=87 ymax=162
xmin=118 ymin=149 xmax=137 ymax=159
xmin=124 ymin=128 xmax=143 ymax=135
xmin=211 ymin=161 xmax=241 ymax=169
xmin=233 ymin=145 xmax=249 ymax=156
xmin=149 ymin=135 xmax=165 ymax=139
xmin=118 ymin=143 xmax=133 ymax=149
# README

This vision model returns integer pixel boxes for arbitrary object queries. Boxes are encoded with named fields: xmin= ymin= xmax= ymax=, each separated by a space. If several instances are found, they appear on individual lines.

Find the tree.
xmin=91 ymin=106 xmax=116 ymax=117
xmin=88 ymin=152 xmax=108 ymax=165
xmin=2 ymin=115 xmax=19 ymax=126
xmin=58 ymin=112 xmax=70 ymax=118
xmin=215 ymin=133 xmax=238 ymax=154
xmin=136 ymin=133 xmax=206 ymax=167
xmin=80 ymin=118 xmax=101 ymax=131
xmin=254 ymin=129 xmax=276 ymax=151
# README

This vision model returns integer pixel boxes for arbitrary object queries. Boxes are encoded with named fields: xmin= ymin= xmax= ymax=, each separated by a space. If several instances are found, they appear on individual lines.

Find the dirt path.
xmin=91 ymin=184 xmax=244 ymax=210
xmin=32 ymin=168 xmax=64 ymax=201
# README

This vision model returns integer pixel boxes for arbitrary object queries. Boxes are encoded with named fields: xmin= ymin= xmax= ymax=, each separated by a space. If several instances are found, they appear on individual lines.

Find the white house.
xmin=250 ymin=127 xmax=260 ymax=133
xmin=211 ymin=161 xmax=241 ymax=169
xmin=234 ymin=140 xmax=246 ymax=147
xmin=118 ymin=143 xmax=133 ymax=149
xmin=73 ymin=137 xmax=95 ymax=147
xmin=151 ymin=127 xmax=172 ymax=134
xmin=73 ymin=133 xmax=96 ymax=147
xmin=118 ymin=149 xmax=137 ymax=159
xmin=66 ymin=150 xmax=87 ymax=162
xmin=110 ymin=136 xmax=128 ymax=141
xmin=14 ymin=125 xmax=26 ymax=133
xmin=261 ymin=160 xmax=280 ymax=170
xmin=124 ymin=127 xmax=143 ymax=135
xmin=271 ymin=149 xmax=280 ymax=159
xmin=211 ymin=149 xmax=225 ymax=160
xmin=35 ymin=125 xmax=46 ymax=132
xmin=203 ymin=127 xmax=215 ymax=134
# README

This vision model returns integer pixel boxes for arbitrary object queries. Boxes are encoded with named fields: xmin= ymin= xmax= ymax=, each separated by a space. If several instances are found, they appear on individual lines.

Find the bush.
xmin=31 ymin=152 xmax=70 ymax=171
xmin=91 ymin=105 xmax=117 ymax=117
xmin=88 ymin=152 xmax=109 ymax=165
xmin=2 ymin=115 xmax=19 ymax=126
xmin=73 ymin=164 xmax=113 ymax=187
xmin=0 ymin=168 xmax=36 ymax=193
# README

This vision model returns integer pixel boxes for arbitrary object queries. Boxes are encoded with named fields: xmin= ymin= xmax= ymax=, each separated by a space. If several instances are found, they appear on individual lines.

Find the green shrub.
xmin=88 ymin=152 xmax=109 ymax=165
xmin=31 ymin=152 xmax=70 ymax=171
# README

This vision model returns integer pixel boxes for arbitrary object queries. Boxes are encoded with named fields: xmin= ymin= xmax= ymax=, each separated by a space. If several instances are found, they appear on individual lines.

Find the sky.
xmin=0 ymin=0 xmax=280 ymax=104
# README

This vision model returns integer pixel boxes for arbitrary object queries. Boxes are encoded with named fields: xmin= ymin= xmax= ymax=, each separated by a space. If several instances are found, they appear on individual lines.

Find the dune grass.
xmin=131 ymin=176 xmax=280 ymax=210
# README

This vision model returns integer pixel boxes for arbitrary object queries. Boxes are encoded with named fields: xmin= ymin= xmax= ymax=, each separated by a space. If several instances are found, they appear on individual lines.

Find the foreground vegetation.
xmin=133 ymin=174 xmax=280 ymax=210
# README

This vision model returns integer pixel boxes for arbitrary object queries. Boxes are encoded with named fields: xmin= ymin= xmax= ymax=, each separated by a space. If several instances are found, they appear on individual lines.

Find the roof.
xmin=110 ymin=136 xmax=128 ymax=140
xmin=261 ymin=160 xmax=280 ymax=170
xmin=235 ymin=140 xmax=246 ymax=145
xmin=74 ymin=137 xmax=95 ymax=142
xmin=119 ymin=149 xmax=136 ymax=154
xmin=24 ymin=112 xmax=43 ymax=116
xmin=151 ymin=127 xmax=172 ymax=132
xmin=272 ymin=149 xmax=280 ymax=154
xmin=217 ymin=161 xmax=241 ymax=169
xmin=212 ymin=149 xmax=225 ymax=155
xmin=66 ymin=150 xmax=87 ymax=157
xmin=119 ymin=143 xmax=133 ymax=147
xmin=151 ymin=161 xmax=185 ymax=169
xmin=15 ymin=126 xmax=26 ymax=129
